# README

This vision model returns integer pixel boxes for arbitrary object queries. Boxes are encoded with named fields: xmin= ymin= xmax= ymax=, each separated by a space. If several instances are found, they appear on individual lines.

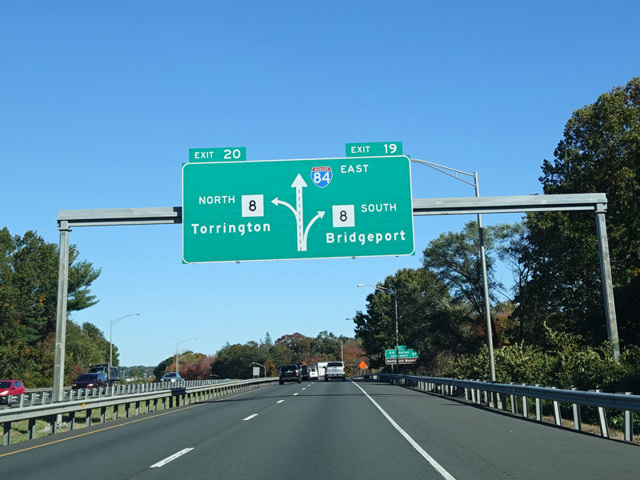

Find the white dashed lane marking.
xmin=150 ymin=448 xmax=194 ymax=468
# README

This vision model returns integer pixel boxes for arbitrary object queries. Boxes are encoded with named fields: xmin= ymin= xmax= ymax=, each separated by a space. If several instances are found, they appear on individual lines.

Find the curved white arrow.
xmin=302 ymin=211 xmax=325 ymax=251
xmin=271 ymin=197 xmax=296 ymax=216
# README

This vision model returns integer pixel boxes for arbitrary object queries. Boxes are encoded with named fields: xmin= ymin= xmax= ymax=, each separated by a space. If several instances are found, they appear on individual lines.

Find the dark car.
xmin=0 ymin=380 xmax=26 ymax=405
xmin=300 ymin=366 xmax=310 ymax=380
xmin=279 ymin=364 xmax=301 ymax=385
xmin=72 ymin=372 xmax=108 ymax=390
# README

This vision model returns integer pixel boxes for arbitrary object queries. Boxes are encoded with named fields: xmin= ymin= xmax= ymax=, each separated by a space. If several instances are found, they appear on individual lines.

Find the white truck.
xmin=324 ymin=361 xmax=346 ymax=381
xmin=316 ymin=361 xmax=328 ymax=379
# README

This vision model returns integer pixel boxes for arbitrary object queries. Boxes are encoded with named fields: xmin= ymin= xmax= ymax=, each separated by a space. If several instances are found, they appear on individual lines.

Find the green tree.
xmin=354 ymin=268 xmax=481 ymax=373
xmin=66 ymin=322 xmax=111 ymax=372
xmin=274 ymin=333 xmax=312 ymax=365
xmin=212 ymin=342 xmax=264 ymax=379
xmin=422 ymin=221 xmax=518 ymax=348
xmin=129 ymin=366 xmax=147 ymax=383
xmin=0 ymin=228 xmax=100 ymax=386
xmin=523 ymin=77 xmax=640 ymax=346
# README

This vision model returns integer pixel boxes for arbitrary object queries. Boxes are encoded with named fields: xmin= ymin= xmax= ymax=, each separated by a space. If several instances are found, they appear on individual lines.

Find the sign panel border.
xmin=182 ymin=155 xmax=415 ymax=264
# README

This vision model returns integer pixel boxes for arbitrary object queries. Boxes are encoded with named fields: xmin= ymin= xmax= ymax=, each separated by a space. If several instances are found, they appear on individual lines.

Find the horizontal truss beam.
xmin=56 ymin=193 xmax=607 ymax=227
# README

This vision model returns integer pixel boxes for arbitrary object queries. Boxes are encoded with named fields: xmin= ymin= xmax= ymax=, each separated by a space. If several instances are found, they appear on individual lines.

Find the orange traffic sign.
xmin=359 ymin=361 xmax=367 ymax=369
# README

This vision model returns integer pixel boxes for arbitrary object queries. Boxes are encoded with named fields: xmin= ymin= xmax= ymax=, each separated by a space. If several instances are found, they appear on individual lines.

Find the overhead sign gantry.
xmin=52 ymin=140 xmax=620 ymax=405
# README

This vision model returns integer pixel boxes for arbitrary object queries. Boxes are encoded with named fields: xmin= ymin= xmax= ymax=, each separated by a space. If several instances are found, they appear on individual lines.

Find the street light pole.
xmin=357 ymin=284 xmax=399 ymax=374
xmin=474 ymin=172 xmax=496 ymax=382
xmin=410 ymin=158 xmax=497 ymax=382
xmin=109 ymin=313 xmax=139 ymax=378
xmin=176 ymin=337 xmax=197 ymax=376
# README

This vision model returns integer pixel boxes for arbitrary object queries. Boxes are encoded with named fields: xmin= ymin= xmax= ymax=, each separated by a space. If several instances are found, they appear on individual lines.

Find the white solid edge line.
xmin=243 ymin=413 xmax=259 ymax=421
xmin=150 ymin=448 xmax=194 ymax=468
xmin=351 ymin=381 xmax=457 ymax=480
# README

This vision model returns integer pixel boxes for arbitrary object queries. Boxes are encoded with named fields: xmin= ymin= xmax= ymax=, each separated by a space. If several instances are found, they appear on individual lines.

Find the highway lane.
xmin=2 ymin=379 xmax=639 ymax=479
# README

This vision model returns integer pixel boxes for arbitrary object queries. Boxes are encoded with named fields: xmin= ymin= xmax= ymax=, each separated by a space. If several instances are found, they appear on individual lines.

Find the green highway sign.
xmin=182 ymin=156 xmax=415 ymax=263
xmin=385 ymin=345 xmax=419 ymax=365
xmin=346 ymin=141 xmax=402 ymax=157
xmin=189 ymin=147 xmax=246 ymax=162
xmin=385 ymin=345 xmax=419 ymax=359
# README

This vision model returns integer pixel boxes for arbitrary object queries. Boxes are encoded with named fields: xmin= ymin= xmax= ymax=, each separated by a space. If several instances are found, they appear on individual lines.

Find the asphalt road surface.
xmin=2 ymin=379 xmax=639 ymax=479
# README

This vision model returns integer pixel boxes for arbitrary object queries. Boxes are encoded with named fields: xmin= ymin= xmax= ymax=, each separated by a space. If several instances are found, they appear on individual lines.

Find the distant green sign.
xmin=346 ymin=141 xmax=402 ymax=157
xmin=182 ymin=156 xmax=415 ymax=263
xmin=189 ymin=147 xmax=246 ymax=162
xmin=385 ymin=345 xmax=419 ymax=359
xmin=385 ymin=346 xmax=418 ymax=365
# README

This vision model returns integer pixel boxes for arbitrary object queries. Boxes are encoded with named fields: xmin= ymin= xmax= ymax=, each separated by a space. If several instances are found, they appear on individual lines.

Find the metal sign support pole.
xmin=474 ymin=173 xmax=496 ymax=382
xmin=53 ymin=221 xmax=70 ymax=403
xmin=595 ymin=205 xmax=620 ymax=360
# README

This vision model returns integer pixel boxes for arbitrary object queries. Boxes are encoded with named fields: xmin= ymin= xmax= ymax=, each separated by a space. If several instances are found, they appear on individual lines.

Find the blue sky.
xmin=1 ymin=1 xmax=638 ymax=367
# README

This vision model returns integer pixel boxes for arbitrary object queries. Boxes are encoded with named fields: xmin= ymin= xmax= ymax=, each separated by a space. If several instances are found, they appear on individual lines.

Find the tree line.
xmin=148 ymin=332 xmax=363 ymax=380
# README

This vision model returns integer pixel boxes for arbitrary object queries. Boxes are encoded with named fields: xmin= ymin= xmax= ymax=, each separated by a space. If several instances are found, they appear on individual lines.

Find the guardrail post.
xmin=69 ymin=411 xmax=76 ymax=431
xmin=595 ymin=390 xmax=609 ymax=438
xmin=521 ymin=385 xmax=529 ymax=419
xmin=3 ymin=422 xmax=10 ymax=446
xmin=29 ymin=418 xmax=36 ymax=440
xmin=624 ymin=393 xmax=633 ymax=442
xmin=571 ymin=388 xmax=582 ymax=431
xmin=551 ymin=388 xmax=562 ymax=426
xmin=499 ymin=392 xmax=506 ymax=411
xmin=509 ymin=383 xmax=517 ymax=414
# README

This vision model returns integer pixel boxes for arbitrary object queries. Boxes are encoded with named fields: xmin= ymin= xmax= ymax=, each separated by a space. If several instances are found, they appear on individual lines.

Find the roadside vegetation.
xmin=353 ymin=77 xmax=640 ymax=395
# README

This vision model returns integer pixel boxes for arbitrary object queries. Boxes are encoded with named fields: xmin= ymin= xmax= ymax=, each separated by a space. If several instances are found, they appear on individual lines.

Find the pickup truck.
xmin=324 ymin=361 xmax=346 ymax=381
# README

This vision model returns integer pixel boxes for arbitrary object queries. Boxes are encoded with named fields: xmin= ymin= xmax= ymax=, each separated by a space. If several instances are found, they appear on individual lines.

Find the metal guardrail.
xmin=0 ymin=378 xmax=234 ymax=409
xmin=1 ymin=377 xmax=277 ymax=446
xmin=369 ymin=374 xmax=639 ymax=443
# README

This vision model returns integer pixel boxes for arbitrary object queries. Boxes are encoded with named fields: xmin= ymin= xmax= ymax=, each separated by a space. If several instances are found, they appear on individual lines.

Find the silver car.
xmin=161 ymin=372 xmax=182 ymax=383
